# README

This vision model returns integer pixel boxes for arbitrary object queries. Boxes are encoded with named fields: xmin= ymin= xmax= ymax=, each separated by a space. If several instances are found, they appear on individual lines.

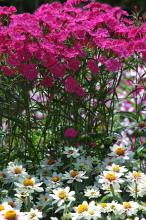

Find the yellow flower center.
xmin=4 ymin=210 xmax=17 ymax=220
xmin=123 ymin=202 xmax=131 ymax=209
xmin=58 ymin=191 xmax=67 ymax=199
xmin=51 ymin=176 xmax=60 ymax=182
xmin=113 ymin=165 xmax=120 ymax=172
xmin=105 ymin=172 xmax=116 ymax=182
xmin=133 ymin=171 xmax=141 ymax=179
xmin=23 ymin=178 xmax=34 ymax=186
xmin=0 ymin=205 xmax=5 ymax=211
xmin=14 ymin=167 xmax=22 ymax=174
xmin=100 ymin=203 xmax=107 ymax=208
xmin=115 ymin=147 xmax=125 ymax=156
xmin=90 ymin=192 xmax=96 ymax=196
xmin=77 ymin=204 xmax=88 ymax=214
xmin=111 ymin=205 xmax=116 ymax=210
xmin=47 ymin=159 xmax=56 ymax=165
xmin=70 ymin=170 xmax=79 ymax=178
xmin=88 ymin=210 xmax=94 ymax=215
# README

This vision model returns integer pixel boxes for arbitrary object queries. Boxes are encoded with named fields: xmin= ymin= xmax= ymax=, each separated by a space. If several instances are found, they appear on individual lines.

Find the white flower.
xmin=50 ymin=186 xmax=75 ymax=208
xmin=72 ymin=201 xmax=101 ymax=220
xmin=2 ymin=197 xmax=22 ymax=210
xmin=116 ymin=201 xmax=139 ymax=217
xmin=15 ymin=176 xmax=43 ymax=193
xmin=97 ymin=203 xmax=111 ymax=213
xmin=73 ymin=156 xmax=93 ymax=172
xmin=109 ymin=201 xmax=123 ymax=216
xmin=26 ymin=209 xmax=42 ymax=220
xmin=63 ymin=170 xmax=88 ymax=183
xmin=101 ymin=183 xmax=121 ymax=194
xmin=5 ymin=161 xmax=27 ymax=182
xmin=126 ymin=171 xmax=145 ymax=183
xmin=109 ymin=144 xmax=134 ymax=160
xmin=45 ymin=172 xmax=62 ymax=189
xmin=0 ymin=208 xmax=26 ymax=220
xmin=106 ymin=164 xmax=128 ymax=174
xmin=84 ymin=186 xmax=100 ymax=199
xmin=127 ymin=182 xmax=145 ymax=198
xmin=41 ymin=156 xmax=63 ymax=171
xmin=63 ymin=146 xmax=80 ymax=158
xmin=99 ymin=171 xmax=124 ymax=186
xmin=15 ymin=188 xmax=33 ymax=201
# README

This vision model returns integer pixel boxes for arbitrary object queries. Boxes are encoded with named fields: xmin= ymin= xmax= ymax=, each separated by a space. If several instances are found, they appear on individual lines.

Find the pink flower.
xmin=105 ymin=58 xmax=122 ymax=72
xmin=1 ymin=66 xmax=14 ymax=76
xmin=65 ymin=76 xmax=77 ymax=93
xmin=41 ymin=75 xmax=54 ymax=88
xmin=87 ymin=60 xmax=99 ymax=75
xmin=64 ymin=128 xmax=78 ymax=138
xmin=19 ymin=64 xmax=38 ymax=80
xmin=76 ymin=85 xmax=85 ymax=97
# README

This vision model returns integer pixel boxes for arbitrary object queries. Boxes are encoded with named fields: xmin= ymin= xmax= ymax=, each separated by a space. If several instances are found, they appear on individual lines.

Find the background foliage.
xmin=0 ymin=0 xmax=146 ymax=13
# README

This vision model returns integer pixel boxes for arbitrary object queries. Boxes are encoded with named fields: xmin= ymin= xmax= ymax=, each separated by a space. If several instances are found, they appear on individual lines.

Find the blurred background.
xmin=0 ymin=0 xmax=146 ymax=14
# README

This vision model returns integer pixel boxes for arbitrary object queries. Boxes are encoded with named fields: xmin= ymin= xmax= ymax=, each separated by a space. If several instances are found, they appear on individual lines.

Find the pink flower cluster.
xmin=0 ymin=0 xmax=146 ymax=97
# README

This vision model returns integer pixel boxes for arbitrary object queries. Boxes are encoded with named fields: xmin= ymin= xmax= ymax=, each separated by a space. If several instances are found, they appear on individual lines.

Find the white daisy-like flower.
xmin=5 ymin=161 xmax=27 ymax=182
xmin=15 ymin=188 xmax=33 ymax=201
xmin=34 ymin=193 xmax=52 ymax=212
xmin=126 ymin=171 xmax=146 ymax=183
xmin=109 ymin=144 xmax=134 ymax=160
xmin=109 ymin=201 xmax=123 ymax=216
xmin=41 ymin=156 xmax=63 ymax=171
xmin=63 ymin=146 xmax=80 ymax=158
xmin=117 ymin=201 xmax=139 ymax=217
xmin=127 ymin=182 xmax=145 ymax=198
xmin=73 ymin=156 xmax=93 ymax=172
xmin=97 ymin=202 xmax=111 ymax=214
xmin=99 ymin=171 xmax=124 ymax=186
xmin=72 ymin=201 xmax=101 ymax=220
xmin=101 ymin=183 xmax=122 ymax=194
xmin=2 ymin=197 xmax=22 ymax=210
xmin=45 ymin=172 xmax=62 ymax=189
xmin=106 ymin=164 xmax=128 ymax=174
xmin=38 ymin=193 xmax=51 ymax=204
xmin=50 ymin=186 xmax=75 ymax=207
xmin=0 ymin=208 xmax=26 ymax=220
xmin=26 ymin=209 xmax=42 ymax=220
xmin=63 ymin=170 xmax=88 ymax=183
xmin=15 ymin=176 xmax=43 ymax=193
xmin=84 ymin=186 xmax=100 ymax=199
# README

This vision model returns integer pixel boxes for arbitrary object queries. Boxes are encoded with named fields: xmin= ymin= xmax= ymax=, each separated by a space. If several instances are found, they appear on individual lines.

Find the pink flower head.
xmin=105 ymin=58 xmax=122 ymax=73
xmin=1 ymin=66 xmax=14 ymax=77
xmin=19 ymin=64 xmax=38 ymax=80
xmin=64 ymin=128 xmax=78 ymax=138
xmin=41 ymin=75 xmax=54 ymax=88
xmin=76 ymin=85 xmax=85 ymax=97
xmin=87 ymin=60 xmax=99 ymax=75
xmin=65 ymin=76 xmax=77 ymax=93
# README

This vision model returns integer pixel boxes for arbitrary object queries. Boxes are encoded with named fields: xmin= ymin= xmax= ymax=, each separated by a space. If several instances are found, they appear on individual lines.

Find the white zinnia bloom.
xmin=50 ymin=186 xmax=75 ymax=208
xmin=84 ymin=186 xmax=100 ymax=199
xmin=72 ymin=201 xmax=101 ymax=220
xmin=63 ymin=170 xmax=88 ymax=183
xmin=15 ymin=176 xmax=43 ymax=193
xmin=26 ymin=209 xmax=42 ymax=220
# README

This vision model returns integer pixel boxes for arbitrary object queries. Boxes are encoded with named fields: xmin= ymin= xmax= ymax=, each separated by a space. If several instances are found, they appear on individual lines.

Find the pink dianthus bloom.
xmin=64 ymin=128 xmax=78 ymax=138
